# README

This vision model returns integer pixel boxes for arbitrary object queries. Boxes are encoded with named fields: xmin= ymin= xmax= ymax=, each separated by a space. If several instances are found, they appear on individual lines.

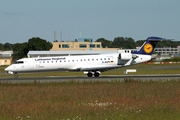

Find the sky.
xmin=0 ymin=0 xmax=180 ymax=44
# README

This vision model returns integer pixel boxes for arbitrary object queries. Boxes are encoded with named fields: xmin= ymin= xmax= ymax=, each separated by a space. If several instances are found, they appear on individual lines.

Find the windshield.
xmin=14 ymin=61 xmax=24 ymax=64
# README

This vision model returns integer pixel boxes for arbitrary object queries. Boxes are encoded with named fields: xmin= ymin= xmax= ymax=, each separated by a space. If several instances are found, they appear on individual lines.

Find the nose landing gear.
xmin=14 ymin=73 xmax=19 ymax=78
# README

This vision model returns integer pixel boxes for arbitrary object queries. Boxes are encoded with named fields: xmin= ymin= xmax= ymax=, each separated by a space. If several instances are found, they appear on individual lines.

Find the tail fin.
xmin=132 ymin=37 xmax=165 ymax=55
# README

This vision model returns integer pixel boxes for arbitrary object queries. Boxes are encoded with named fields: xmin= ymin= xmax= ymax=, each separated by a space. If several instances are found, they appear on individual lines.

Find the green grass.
xmin=162 ymin=57 xmax=180 ymax=62
xmin=0 ymin=80 xmax=180 ymax=120
xmin=1 ymin=64 xmax=180 ymax=119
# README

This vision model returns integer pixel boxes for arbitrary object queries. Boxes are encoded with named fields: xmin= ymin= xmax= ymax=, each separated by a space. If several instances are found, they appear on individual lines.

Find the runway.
xmin=0 ymin=74 xmax=180 ymax=83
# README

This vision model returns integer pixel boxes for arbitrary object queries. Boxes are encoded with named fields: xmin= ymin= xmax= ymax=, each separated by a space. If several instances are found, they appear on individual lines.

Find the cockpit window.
xmin=14 ymin=61 xmax=24 ymax=64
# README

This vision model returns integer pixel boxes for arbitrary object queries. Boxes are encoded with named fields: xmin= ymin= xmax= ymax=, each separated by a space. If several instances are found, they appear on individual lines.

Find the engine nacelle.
xmin=119 ymin=53 xmax=133 ymax=60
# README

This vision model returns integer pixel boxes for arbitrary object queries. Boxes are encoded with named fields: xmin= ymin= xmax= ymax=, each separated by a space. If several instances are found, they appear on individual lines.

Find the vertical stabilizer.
xmin=132 ymin=37 xmax=165 ymax=55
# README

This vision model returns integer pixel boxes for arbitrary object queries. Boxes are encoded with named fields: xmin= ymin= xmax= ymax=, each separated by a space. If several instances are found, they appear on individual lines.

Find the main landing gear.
xmin=86 ymin=71 xmax=100 ymax=77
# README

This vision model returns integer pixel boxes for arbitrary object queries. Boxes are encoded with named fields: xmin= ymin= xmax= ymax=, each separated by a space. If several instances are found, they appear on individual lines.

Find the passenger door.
xmin=28 ymin=58 xmax=34 ymax=69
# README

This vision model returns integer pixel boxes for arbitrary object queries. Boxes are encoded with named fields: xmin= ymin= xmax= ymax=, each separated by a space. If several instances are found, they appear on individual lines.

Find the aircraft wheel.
xmin=14 ymin=73 xmax=18 ymax=78
xmin=87 ymin=72 xmax=93 ymax=77
xmin=94 ymin=72 xmax=100 ymax=77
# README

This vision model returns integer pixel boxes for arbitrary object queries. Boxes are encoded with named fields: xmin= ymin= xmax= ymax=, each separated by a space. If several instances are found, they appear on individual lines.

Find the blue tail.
xmin=132 ymin=37 xmax=165 ymax=55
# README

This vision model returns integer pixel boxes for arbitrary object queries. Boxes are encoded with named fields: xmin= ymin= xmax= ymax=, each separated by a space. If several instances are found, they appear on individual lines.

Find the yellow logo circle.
xmin=143 ymin=43 xmax=153 ymax=54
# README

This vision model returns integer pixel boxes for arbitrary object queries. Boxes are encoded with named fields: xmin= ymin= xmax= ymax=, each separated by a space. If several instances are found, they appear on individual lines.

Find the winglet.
xmin=132 ymin=36 xmax=165 ymax=55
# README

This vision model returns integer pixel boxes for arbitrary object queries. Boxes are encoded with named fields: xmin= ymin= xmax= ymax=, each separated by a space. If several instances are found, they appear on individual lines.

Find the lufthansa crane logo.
xmin=143 ymin=43 xmax=153 ymax=54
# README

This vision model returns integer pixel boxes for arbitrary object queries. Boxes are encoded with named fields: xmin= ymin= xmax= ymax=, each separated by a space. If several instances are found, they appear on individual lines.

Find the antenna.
xmin=69 ymin=35 xmax=70 ymax=41
xmin=54 ymin=31 xmax=56 ymax=41
xmin=80 ymin=30 xmax=81 ymax=38
xmin=60 ymin=31 xmax=62 ymax=41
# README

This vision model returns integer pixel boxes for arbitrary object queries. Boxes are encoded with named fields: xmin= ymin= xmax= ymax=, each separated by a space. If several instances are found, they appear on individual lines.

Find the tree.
xmin=171 ymin=41 xmax=180 ymax=48
xmin=124 ymin=37 xmax=136 ymax=49
xmin=12 ymin=42 xmax=29 ymax=61
xmin=136 ymin=40 xmax=145 ymax=47
xmin=95 ymin=38 xmax=113 ymax=48
xmin=28 ymin=37 xmax=52 ymax=50
xmin=12 ymin=37 xmax=52 ymax=60
xmin=112 ymin=37 xmax=125 ymax=48
xmin=3 ymin=42 xmax=13 ymax=50
xmin=0 ymin=43 xmax=4 ymax=50
xmin=156 ymin=40 xmax=171 ymax=47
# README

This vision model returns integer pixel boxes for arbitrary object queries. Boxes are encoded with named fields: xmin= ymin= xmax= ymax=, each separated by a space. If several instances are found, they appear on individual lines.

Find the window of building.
xmin=84 ymin=39 xmax=92 ymax=42
xmin=90 ymin=44 xmax=95 ymax=48
xmin=79 ymin=44 xmax=87 ymax=48
xmin=59 ymin=44 xmax=61 ymax=48
xmin=96 ymin=44 xmax=100 ymax=48
xmin=62 ymin=44 xmax=70 ymax=48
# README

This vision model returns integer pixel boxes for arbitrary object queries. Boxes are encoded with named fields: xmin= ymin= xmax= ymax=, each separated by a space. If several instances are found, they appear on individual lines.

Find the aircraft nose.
xmin=4 ymin=66 xmax=14 ymax=74
xmin=5 ymin=67 xmax=10 ymax=71
xmin=5 ymin=66 xmax=12 ymax=71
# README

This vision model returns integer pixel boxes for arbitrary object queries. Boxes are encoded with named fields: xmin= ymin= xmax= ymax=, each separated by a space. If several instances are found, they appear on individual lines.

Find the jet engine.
xmin=119 ymin=53 xmax=138 ymax=60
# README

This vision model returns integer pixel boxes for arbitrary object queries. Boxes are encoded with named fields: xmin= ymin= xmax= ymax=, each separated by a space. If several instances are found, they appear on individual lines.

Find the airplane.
xmin=5 ymin=36 xmax=165 ymax=78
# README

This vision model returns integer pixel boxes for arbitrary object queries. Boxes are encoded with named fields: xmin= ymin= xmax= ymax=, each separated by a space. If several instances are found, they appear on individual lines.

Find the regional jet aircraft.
xmin=5 ymin=37 xmax=165 ymax=78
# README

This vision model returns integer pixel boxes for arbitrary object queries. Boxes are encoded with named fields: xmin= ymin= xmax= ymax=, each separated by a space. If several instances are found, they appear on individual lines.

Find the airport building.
xmin=50 ymin=38 xmax=117 ymax=51
xmin=154 ymin=47 xmax=180 ymax=55
xmin=0 ymin=51 xmax=13 ymax=66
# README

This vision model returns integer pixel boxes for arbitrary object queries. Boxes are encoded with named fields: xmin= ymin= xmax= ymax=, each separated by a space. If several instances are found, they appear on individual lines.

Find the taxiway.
xmin=0 ymin=74 xmax=180 ymax=83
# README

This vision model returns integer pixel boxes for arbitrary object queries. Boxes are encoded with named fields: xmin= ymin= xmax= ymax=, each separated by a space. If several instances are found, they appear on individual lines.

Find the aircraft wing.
xmin=79 ymin=65 xmax=121 ymax=72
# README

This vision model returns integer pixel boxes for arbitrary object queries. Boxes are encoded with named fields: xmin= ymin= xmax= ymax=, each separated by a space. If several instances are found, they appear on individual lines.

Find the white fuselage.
xmin=5 ymin=53 xmax=151 ymax=75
